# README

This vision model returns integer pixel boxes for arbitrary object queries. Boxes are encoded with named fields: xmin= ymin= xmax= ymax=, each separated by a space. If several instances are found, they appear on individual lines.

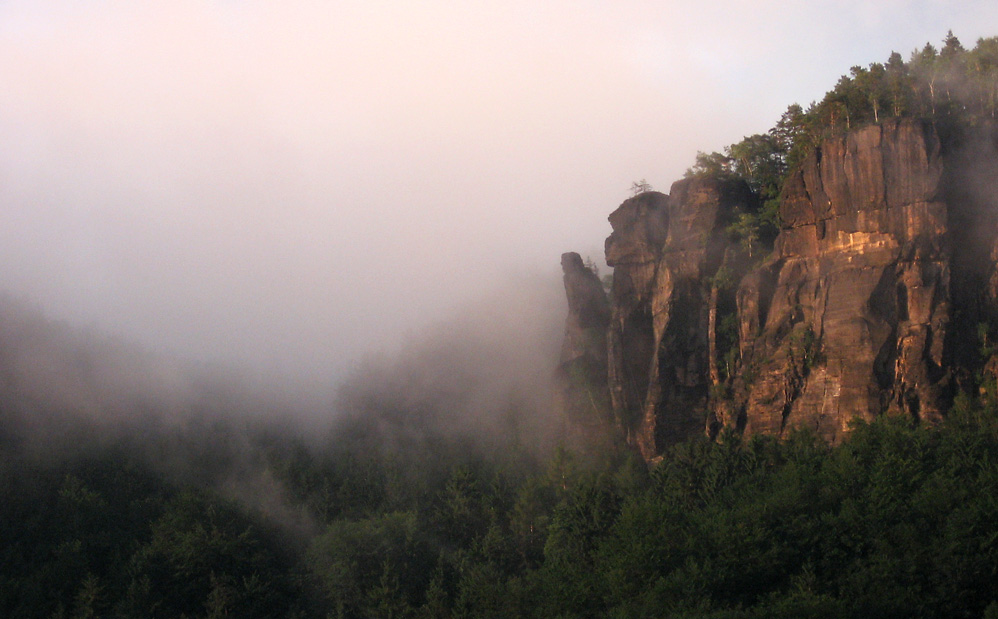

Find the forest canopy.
xmin=680 ymin=32 xmax=998 ymax=266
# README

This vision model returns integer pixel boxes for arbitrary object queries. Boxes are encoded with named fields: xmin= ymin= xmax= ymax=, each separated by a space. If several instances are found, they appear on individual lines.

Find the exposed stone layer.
xmin=605 ymin=181 xmax=755 ymax=459
xmin=563 ymin=119 xmax=998 ymax=460
xmin=732 ymin=120 xmax=949 ymax=443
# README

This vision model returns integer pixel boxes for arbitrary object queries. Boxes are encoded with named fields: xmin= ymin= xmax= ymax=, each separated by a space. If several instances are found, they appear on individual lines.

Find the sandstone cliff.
xmin=604 ymin=180 xmax=756 ymax=459
xmin=563 ymin=119 xmax=998 ymax=459
xmin=556 ymin=252 xmax=611 ymax=426
xmin=729 ymin=120 xmax=949 ymax=443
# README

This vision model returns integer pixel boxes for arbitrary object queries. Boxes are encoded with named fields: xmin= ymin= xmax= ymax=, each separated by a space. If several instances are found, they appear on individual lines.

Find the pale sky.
xmin=0 ymin=1 xmax=995 ymax=389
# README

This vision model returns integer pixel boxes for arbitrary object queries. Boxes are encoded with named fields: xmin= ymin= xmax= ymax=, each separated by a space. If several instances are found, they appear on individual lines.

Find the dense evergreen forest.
xmin=8 ymin=400 xmax=998 ymax=618
xmin=4 ymin=33 xmax=998 ymax=619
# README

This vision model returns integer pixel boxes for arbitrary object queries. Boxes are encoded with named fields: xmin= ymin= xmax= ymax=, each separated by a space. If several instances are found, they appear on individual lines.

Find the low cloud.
xmin=1 ymin=1 xmax=996 ymax=389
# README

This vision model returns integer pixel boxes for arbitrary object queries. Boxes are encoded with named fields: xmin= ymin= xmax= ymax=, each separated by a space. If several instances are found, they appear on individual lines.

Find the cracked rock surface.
xmin=563 ymin=119 xmax=998 ymax=460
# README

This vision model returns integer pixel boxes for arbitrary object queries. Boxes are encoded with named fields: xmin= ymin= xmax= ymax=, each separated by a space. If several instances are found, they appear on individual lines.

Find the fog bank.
xmin=1 ymin=2 xmax=996 ymax=388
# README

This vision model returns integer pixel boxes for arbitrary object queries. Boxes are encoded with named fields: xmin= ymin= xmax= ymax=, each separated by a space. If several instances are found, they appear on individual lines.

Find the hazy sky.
xmin=0 ymin=1 xmax=995 ymax=388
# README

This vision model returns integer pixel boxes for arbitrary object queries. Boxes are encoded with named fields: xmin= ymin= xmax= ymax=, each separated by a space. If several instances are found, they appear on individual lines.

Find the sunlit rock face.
xmin=563 ymin=118 xmax=998 ymax=461
xmin=731 ymin=120 xmax=949 ymax=443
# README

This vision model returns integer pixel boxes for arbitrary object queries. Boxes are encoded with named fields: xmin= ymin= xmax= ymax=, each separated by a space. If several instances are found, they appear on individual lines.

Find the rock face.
xmin=564 ymin=119 xmax=998 ymax=460
xmin=604 ymin=181 xmax=756 ymax=460
xmin=555 ymin=252 xmax=612 ymax=433
xmin=729 ymin=120 xmax=949 ymax=442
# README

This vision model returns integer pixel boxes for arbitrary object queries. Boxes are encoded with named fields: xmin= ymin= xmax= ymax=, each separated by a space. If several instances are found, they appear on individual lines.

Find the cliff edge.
xmin=563 ymin=119 xmax=998 ymax=460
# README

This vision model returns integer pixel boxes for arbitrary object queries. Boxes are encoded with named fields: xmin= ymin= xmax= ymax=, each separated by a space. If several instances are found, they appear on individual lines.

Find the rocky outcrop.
xmin=605 ymin=181 xmax=756 ymax=459
xmin=727 ymin=120 xmax=950 ymax=442
xmin=563 ymin=118 xmax=998 ymax=460
xmin=556 ymin=252 xmax=611 ymax=432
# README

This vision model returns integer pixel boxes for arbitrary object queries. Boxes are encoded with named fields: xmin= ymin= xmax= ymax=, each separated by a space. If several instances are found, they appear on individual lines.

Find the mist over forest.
xmin=4 ymin=5 xmax=998 ymax=617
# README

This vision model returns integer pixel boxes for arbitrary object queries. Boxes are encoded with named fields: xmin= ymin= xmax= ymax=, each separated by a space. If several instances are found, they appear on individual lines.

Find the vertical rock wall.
xmin=555 ymin=252 xmax=612 ymax=441
xmin=604 ymin=181 xmax=756 ymax=459
xmin=561 ymin=119 xmax=998 ymax=461
xmin=731 ymin=120 xmax=949 ymax=442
